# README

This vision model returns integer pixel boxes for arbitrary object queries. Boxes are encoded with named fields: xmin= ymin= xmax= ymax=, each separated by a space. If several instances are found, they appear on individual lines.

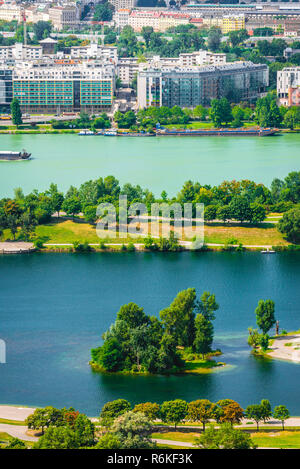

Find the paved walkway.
xmin=0 ymin=423 xmax=38 ymax=442
xmin=0 ymin=405 xmax=35 ymax=421
xmin=0 ymin=242 xmax=35 ymax=254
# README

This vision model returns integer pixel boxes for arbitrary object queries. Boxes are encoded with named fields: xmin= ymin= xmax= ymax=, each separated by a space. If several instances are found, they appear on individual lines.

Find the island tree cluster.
xmin=91 ymin=288 xmax=219 ymax=374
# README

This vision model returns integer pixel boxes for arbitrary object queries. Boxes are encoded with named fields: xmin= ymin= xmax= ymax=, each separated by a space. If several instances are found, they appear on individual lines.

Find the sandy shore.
xmin=268 ymin=334 xmax=300 ymax=363
xmin=0 ymin=405 xmax=35 ymax=420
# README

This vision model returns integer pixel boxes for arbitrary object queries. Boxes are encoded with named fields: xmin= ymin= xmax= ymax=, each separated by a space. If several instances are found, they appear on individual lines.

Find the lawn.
xmin=202 ymin=223 xmax=288 ymax=246
xmin=252 ymin=431 xmax=300 ymax=449
xmin=152 ymin=432 xmax=199 ymax=443
xmin=182 ymin=358 xmax=224 ymax=374
xmin=0 ymin=417 xmax=25 ymax=426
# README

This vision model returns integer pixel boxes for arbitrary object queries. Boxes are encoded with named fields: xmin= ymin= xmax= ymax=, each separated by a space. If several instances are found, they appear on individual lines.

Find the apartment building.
xmin=0 ymin=68 xmax=13 ymax=110
xmin=12 ymin=61 xmax=115 ymax=112
xmin=222 ymin=15 xmax=245 ymax=33
xmin=137 ymin=62 xmax=269 ymax=108
xmin=128 ymin=10 xmax=161 ymax=32
xmin=48 ymin=6 xmax=78 ymax=31
xmin=277 ymin=67 xmax=300 ymax=106
xmin=0 ymin=4 xmax=22 ymax=22
xmin=69 ymin=43 xmax=118 ymax=62
xmin=113 ymin=9 xmax=131 ymax=30
xmin=109 ymin=0 xmax=137 ymax=10
xmin=0 ymin=43 xmax=43 ymax=61
xmin=118 ymin=50 xmax=227 ymax=85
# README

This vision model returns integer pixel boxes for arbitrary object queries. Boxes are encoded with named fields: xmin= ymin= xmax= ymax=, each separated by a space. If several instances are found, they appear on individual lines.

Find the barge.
xmin=0 ymin=150 xmax=31 ymax=161
xmin=156 ymin=128 xmax=277 ymax=137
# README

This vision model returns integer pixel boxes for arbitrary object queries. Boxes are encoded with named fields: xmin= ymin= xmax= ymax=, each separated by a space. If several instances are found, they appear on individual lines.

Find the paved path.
xmin=0 ymin=423 xmax=38 ymax=442
xmin=0 ymin=242 xmax=35 ymax=254
xmin=153 ymin=438 xmax=194 ymax=448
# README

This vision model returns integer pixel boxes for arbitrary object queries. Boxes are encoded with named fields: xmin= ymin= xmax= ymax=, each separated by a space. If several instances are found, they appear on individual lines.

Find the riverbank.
xmin=267 ymin=333 xmax=300 ymax=363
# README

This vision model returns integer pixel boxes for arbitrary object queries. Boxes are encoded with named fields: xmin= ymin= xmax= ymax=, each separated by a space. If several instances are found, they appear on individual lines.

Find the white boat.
xmin=78 ymin=130 xmax=95 ymax=136
xmin=103 ymin=129 xmax=118 ymax=136
xmin=261 ymin=248 xmax=276 ymax=254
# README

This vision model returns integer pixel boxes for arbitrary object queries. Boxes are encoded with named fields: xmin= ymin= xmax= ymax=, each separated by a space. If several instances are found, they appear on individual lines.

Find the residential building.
xmin=113 ymin=9 xmax=131 ymax=30
xmin=0 ymin=43 xmax=43 ymax=61
xmin=277 ymin=67 xmax=300 ymax=106
xmin=48 ymin=6 xmax=78 ymax=31
xmin=0 ymin=4 xmax=22 ymax=22
xmin=0 ymin=67 xmax=13 ymax=110
xmin=137 ymin=62 xmax=269 ymax=108
xmin=109 ymin=0 xmax=136 ymax=10
xmin=70 ymin=43 xmax=118 ymax=62
xmin=12 ymin=61 xmax=115 ymax=112
xmin=118 ymin=50 xmax=226 ymax=85
xmin=222 ymin=15 xmax=245 ymax=34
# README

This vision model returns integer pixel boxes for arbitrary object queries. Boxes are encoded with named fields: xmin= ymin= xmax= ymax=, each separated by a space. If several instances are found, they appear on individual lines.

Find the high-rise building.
xmin=12 ymin=61 xmax=115 ymax=112
xmin=137 ymin=62 xmax=269 ymax=108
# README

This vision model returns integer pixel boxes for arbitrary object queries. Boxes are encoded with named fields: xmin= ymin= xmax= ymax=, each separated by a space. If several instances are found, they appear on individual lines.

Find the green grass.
xmin=182 ymin=358 xmax=224 ymax=374
xmin=252 ymin=431 xmax=300 ymax=449
xmin=152 ymin=432 xmax=199 ymax=443
xmin=0 ymin=418 xmax=25 ymax=426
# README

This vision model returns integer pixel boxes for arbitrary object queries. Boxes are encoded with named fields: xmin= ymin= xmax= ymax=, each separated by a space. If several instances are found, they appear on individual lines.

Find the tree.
xmin=159 ymin=288 xmax=196 ymax=347
xmin=4 ymin=437 xmax=26 ymax=449
xmin=25 ymin=407 xmax=64 ymax=434
xmin=133 ymin=402 xmax=160 ymax=421
xmin=255 ymin=300 xmax=276 ymax=335
xmin=61 ymin=196 xmax=81 ymax=219
xmin=245 ymin=404 xmax=264 ymax=430
xmin=111 ymin=411 xmax=155 ymax=449
xmin=273 ymin=405 xmax=290 ymax=430
xmin=94 ymin=2 xmax=114 ymax=21
xmin=33 ymin=426 xmax=79 ymax=449
xmin=260 ymin=399 xmax=272 ymax=423
xmin=74 ymin=413 xmax=95 ymax=447
xmin=193 ymin=314 xmax=214 ymax=358
xmin=219 ymin=402 xmax=244 ymax=425
xmin=278 ymin=207 xmax=300 ymax=243
xmin=160 ymin=399 xmax=188 ymax=430
xmin=187 ymin=399 xmax=215 ymax=431
xmin=250 ymin=203 xmax=266 ymax=224
xmin=194 ymin=423 xmax=256 ymax=449
xmin=210 ymin=98 xmax=233 ymax=127
xmin=33 ymin=21 xmax=52 ymax=40
xmin=229 ymin=196 xmax=252 ymax=223
xmin=10 ymin=98 xmax=22 ymax=126
xmin=99 ymin=399 xmax=131 ymax=427
xmin=216 ymin=205 xmax=231 ymax=223
xmin=96 ymin=433 xmax=121 ymax=449
xmin=207 ymin=27 xmax=222 ymax=52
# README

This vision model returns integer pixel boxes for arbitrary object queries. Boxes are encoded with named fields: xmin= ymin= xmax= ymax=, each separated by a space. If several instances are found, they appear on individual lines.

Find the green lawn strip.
xmin=151 ymin=432 xmax=199 ymax=443
xmin=156 ymin=444 xmax=193 ymax=449
xmin=252 ymin=431 xmax=300 ymax=449
xmin=0 ymin=418 xmax=25 ymax=426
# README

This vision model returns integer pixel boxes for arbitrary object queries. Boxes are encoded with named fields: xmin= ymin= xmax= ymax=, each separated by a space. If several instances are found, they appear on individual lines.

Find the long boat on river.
xmin=156 ymin=128 xmax=277 ymax=137
xmin=0 ymin=150 xmax=31 ymax=161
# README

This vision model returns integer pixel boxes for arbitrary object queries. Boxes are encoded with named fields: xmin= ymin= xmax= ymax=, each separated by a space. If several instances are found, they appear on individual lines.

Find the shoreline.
xmin=0 ymin=129 xmax=299 ymax=136
xmin=267 ymin=334 xmax=300 ymax=363
xmin=1 ymin=241 xmax=299 ymax=254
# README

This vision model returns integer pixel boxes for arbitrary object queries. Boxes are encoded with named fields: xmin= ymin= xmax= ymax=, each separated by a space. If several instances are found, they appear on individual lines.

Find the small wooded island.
xmin=90 ymin=288 xmax=224 ymax=375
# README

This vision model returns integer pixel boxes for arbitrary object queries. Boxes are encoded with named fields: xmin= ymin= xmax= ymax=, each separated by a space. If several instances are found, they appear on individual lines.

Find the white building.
xmin=277 ymin=67 xmax=300 ymax=106
xmin=0 ymin=43 xmax=43 ymax=61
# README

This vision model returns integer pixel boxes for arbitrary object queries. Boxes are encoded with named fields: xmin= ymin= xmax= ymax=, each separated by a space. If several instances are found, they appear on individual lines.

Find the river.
xmin=0 ymin=252 xmax=299 ymax=416
xmin=0 ymin=133 xmax=300 ymax=198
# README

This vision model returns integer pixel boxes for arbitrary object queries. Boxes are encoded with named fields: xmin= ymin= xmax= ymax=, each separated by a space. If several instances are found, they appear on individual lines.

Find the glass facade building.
xmin=138 ymin=63 xmax=269 ymax=108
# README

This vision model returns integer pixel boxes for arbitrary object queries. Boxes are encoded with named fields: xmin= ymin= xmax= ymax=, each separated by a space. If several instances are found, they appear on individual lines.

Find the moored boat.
xmin=156 ymin=128 xmax=277 ymax=137
xmin=78 ymin=129 xmax=95 ymax=136
xmin=0 ymin=150 xmax=31 ymax=161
